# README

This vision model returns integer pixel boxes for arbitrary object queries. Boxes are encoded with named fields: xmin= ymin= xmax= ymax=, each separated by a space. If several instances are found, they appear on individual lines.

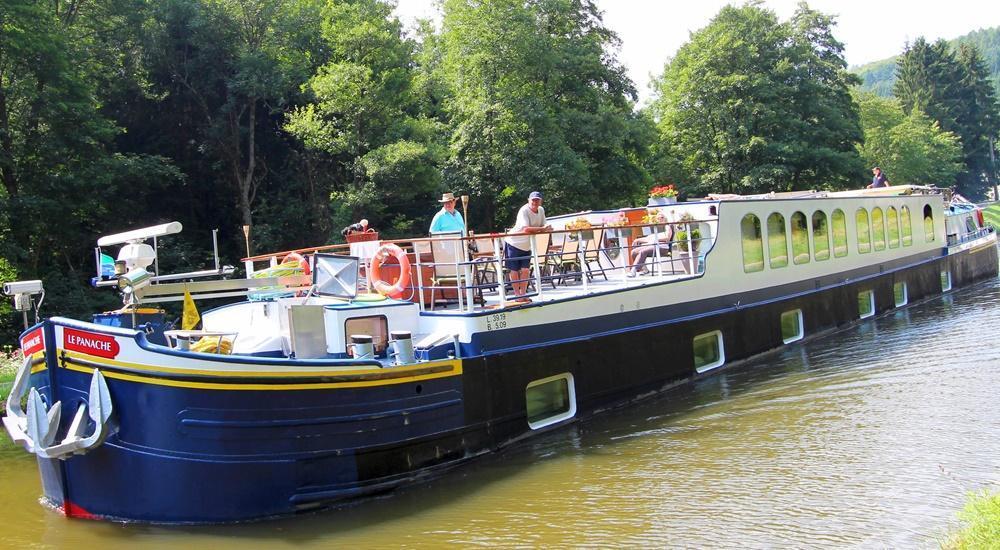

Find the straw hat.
xmin=438 ymin=192 xmax=457 ymax=203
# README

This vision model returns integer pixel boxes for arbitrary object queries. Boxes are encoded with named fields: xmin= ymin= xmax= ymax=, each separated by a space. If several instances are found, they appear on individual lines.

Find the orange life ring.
xmin=369 ymin=244 xmax=411 ymax=299
xmin=281 ymin=252 xmax=311 ymax=275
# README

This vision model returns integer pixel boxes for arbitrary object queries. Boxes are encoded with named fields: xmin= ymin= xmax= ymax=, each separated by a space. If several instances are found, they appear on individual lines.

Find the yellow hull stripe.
xmin=56 ymin=350 xmax=463 ymax=391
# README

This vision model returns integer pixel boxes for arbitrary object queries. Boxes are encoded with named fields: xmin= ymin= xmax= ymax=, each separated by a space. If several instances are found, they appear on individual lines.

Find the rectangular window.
xmin=856 ymin=209 xmax=872 ymax=254
xmin=345 ymin=315 xmax=389 ymax=355
xmin=741 ymin=214 xmax=764 ymax=273
xmin=872 ymin=208 xmax=886 ymax=251
xmin=693 ymin=330 xmax=726 ymax=373
xmin=858 ymin=290 xmax=875 ymax=319
xmin=781 ymin=309 xmax=804 ymax=344
xmin=887 ymin=207 xmax=900 ymax=248
xmin=767 ymin=213 xmax=788 ymax=269
xmin=526 ymin=374 xmax=576 ymax=429
xmin=901 ymin=206 xmax=913 ymax=246
xmin=894 ymin=282 xmax=908 ymax=307
xmin=941 ymin=270 xmax=952 ymax=291
xmin=832 ymin=209 xmax=848 ymax=257
xmin=812 ymin=211 xmax=830 ymax=261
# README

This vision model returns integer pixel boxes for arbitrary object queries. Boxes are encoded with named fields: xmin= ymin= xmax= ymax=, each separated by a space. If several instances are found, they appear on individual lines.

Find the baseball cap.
xmin=528 ymin=191 xmax=543 ymax=200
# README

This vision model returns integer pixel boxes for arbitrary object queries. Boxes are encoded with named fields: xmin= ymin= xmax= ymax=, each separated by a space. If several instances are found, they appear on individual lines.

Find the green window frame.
xmin=872 ymin=207 xmax=886 ymax=251
xmin=856 ymin=208 xmax=872 ymax=254
xmin=767 ymin=213 xmax=788 ymax=269
xmin=887 ymin=207 xmax=900 ymax=248
xmin=832 ymin=209 xmax=848 ymax=257
xmin=901 ymin=206 xmax=912 ymax=246
xmin=741 ymin=214 xmax=764 ymax=273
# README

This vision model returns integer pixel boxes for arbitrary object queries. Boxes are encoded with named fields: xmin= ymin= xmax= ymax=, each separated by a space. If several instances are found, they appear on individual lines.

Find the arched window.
xmin=856 ymin=208 xmax=871 ymax=253
xmin=832 ymin=209 xmax=848 ymax=257
xmin=901 ymin=206 xmax=912 ymax=246
xmin=767 ymin=213 xmax=788 ymax=268
xmin=923 ymin=204 xmax=935 ymax=242
xmin=791 ymin=211 xmax=810 ymax=264
xmin=812 ymin=210 xmax=830 ymax=261
xmin=887 ymin=207 xmax=899 ymax=248
xmin=872 ymin=207 xmax=886 ymax=251
xmin=741 ymin=214 xmax=764 ymax=273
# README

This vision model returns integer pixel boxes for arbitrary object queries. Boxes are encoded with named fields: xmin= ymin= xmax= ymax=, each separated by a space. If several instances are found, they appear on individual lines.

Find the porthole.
xmin=858 ymin=290 xmax=875 ymax=319
xmin=526 ymin=373 xmax=576 ymax=429
xmin=941 ymin=270 xmax=952 ymax=292
xmin=781 ymin=309 xmax=804 ymax=344
xmin=894 ymin=282 xmax=908 ymax=307
xmin=693 ymin=330 xmax=726 ymax=373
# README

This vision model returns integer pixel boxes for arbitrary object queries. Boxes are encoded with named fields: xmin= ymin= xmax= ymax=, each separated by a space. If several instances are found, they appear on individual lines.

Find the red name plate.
xmin=63 ymin=328 xmax=120 ymax=359
xmin=21 ymin=328 xmax=44 ymax=356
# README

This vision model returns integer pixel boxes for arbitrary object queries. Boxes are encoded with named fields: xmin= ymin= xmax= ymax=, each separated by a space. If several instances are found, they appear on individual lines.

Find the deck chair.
xmin=554 ymin=236 xmax=582 ymax=285
xmin=472 ymin=236 xmax=499 ymax=292
xmin=582 ymin=227 xmax=607 ymax=281
xmin=428 ymin=233 xmax=465 ymax=310
xmin=529 ymin=232 xmax=556 ymax=290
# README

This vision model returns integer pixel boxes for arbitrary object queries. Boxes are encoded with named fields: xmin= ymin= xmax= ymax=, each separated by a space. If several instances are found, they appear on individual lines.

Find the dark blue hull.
xmin=20 ymin=241 xmax=998 ymax=523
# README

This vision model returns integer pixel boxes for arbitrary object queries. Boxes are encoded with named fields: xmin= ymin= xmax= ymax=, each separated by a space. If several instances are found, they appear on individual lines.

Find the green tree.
xmin=285 ymin=0 xmax=442 ymax=238
xmin=437 ymin=0 xmax=651 ymax=229
xmin=894 ymin=38 xmax=964 ymax=133
xmin=854 ymin=91 xmax=963 ymax=186
xmin=954 ymin=44 xmax=1000 ymax=197
xmin=650 ymin=3 xmax=863 ymax=196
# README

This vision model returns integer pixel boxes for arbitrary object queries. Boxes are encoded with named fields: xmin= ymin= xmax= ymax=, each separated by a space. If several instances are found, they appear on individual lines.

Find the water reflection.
xmin=2 ymin=280 xmax=1000 ymax=547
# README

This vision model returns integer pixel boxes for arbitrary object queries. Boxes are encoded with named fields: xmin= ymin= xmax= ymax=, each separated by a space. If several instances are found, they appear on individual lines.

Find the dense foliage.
xmin=0 ymin=0 xmax=997 ymax=345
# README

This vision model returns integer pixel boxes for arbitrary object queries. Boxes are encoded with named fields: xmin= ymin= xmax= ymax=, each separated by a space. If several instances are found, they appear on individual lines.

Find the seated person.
xmin=627 ymin=224 xmax=674 ymax=276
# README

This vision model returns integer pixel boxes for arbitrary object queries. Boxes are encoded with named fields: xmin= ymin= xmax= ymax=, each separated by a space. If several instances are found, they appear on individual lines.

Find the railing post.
xmin=652 ymin=224 xmax=663 ymax=277
xmin=530 ymin=235 xmax=543 ymax=301
xmin=578 ymin=231 xmax=589 ymax=293
xmin=452 ymin=238 xmax=464 ymax=312
xmin=414 ymin=243 xmax=425 ymax=313
xmin=685 ymin=226 xmax=695 ymax=274
xmin=461 ymin=237 xmax=475 ymax=312
xmin=493 ymin=237 xmax=507 ymax=307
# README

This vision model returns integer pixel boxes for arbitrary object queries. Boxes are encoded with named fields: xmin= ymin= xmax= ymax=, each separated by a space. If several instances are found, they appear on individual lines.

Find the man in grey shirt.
xmin=504 ymin=191 xmax=552 ymax=300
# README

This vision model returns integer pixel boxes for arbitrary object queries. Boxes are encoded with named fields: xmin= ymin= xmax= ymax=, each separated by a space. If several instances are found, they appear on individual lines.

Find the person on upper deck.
xmin=867 ymin=167 xmax=889 ymax=189
xmin=504 ymin=191 xmax=552 ymax=300
xmin=627 ymin=214 xmax=675 ymax=277
xmin=430 ymin=192 xmax=465 ymax=234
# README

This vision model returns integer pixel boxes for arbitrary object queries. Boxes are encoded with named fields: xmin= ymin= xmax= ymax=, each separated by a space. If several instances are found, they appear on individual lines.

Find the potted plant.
xmin=647 ymin=184 xmax=678 ymax=206
xmin=674 ymin=212 xmax=701 ymax=256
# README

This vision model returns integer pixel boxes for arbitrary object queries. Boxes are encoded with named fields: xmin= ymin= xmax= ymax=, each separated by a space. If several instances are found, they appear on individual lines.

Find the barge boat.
xmin=3 ymin=186 xmax=996 ymax=523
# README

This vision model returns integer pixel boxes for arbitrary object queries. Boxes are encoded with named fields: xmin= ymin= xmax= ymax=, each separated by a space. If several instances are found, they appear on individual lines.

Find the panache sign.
xmin=20 ymin=328 xmax=44 ymax=356
xmin=63 ymin=328 xmax=120 ymax=359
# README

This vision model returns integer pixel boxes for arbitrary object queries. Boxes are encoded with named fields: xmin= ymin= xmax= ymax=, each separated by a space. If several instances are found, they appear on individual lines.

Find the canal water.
xmin=2 ymin=279 xmax=999 ymax=548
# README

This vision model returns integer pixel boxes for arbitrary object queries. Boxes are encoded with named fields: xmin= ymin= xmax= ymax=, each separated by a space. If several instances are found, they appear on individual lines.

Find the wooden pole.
xmin=461 ymin=195 xmax=469 ymax=233
xmin=242 ymin=225 xmax=251 ymax=257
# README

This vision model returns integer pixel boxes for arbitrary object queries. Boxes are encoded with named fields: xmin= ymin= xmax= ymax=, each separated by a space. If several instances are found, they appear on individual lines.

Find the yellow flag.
xmin=182 ymin=286 xmax=200 ymax=330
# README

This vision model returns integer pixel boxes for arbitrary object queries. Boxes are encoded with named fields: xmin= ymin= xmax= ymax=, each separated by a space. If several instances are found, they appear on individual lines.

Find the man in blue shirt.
xmin=867 ymin=166 xmax=889 ymax=188
xmin=430 ymin=192 xmax=465 ymax=234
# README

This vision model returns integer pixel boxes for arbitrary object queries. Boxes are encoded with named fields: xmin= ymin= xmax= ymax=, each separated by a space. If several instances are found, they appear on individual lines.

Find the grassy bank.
xmin=981 ymin=203 xmax=1000 ymax=228
xmin=945 ymin=489 xmax=1000 ymax=549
